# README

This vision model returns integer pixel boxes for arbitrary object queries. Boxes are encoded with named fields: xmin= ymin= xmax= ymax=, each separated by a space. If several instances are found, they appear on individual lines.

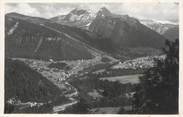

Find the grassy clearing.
xmin=100 ymin=74 xmax=143 ymax=84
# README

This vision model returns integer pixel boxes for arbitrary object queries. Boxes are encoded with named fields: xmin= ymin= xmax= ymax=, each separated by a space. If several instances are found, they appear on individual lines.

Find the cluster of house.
xmin=113 ymin=55 xmax=165 ymax=70
xmin=7 ymin=97 xmax=45 ymax=108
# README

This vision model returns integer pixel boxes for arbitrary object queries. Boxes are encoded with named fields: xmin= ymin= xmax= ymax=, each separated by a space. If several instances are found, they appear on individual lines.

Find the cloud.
xmin=6 ymin=3 xmax=41 ymax=17
xmin=5 ymin=3 xmax=179 ymax=23
xmin=116 ymin=3 xmax=179 ymax=22
xmin=29 ymin=4 xmax=73 ymax=18
xmin=78 ymin=3 xmax=178 ymax=23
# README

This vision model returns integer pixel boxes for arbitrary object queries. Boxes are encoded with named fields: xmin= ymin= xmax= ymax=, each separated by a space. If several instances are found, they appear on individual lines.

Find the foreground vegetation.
xmin=132 ymin=39 xmax=179 ymax=114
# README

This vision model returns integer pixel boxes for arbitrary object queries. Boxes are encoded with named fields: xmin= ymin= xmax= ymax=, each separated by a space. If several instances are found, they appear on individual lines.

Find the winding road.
xmin=53 ymin=82 xmax=79 ymax=113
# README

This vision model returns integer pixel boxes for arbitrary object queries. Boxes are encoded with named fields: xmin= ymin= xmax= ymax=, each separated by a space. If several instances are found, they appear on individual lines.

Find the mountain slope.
xmin=89 ymin=7 xmax=166 ymax=49
xmin=87 ymin=7 xmax=166 ymax=60
xmin=163 ymin=27 xmax=179 ymax=41
xmin=4 ymin=59 xmax=70 ymax=113
xmin=5 ymin=59 xmax=62 ymax=102
xmin=5 ymin=13 xmax=94 ymax=60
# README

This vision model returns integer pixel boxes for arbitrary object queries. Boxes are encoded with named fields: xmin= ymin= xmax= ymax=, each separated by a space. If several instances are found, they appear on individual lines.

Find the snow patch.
xmin=85 ymin=22 xmax=91 ymax=27
xmin=8 ymin=22 xmax=19 ymax=35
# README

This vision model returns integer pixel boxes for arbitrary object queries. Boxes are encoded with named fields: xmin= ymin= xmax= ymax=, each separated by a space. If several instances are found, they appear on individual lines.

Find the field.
xmin=100 ymin=74 xmax=143 ymax=84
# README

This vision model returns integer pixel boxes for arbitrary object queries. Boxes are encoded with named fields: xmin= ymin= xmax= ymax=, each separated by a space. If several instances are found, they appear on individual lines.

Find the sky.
xmin=5 ymin=3 xmax=179 ymax=23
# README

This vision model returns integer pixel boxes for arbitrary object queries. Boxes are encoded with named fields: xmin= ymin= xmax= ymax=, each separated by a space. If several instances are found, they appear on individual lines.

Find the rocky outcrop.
xmin=50 ymin=8 xmax=96 ymax=29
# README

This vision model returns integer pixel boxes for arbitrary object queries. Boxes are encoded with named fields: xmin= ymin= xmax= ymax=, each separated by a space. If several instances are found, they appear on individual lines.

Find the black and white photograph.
xmin=4 ymin=2 xmax=179 ymax=114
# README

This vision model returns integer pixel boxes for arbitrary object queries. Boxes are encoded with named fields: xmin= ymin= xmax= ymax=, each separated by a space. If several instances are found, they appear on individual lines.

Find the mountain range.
xmin=5 ymin=7 xmax=178 ymax=61
xmin=88 ymin=7 xmax=165 ymax=48
xmin=51 ymin=7 xmax=178 ymax=41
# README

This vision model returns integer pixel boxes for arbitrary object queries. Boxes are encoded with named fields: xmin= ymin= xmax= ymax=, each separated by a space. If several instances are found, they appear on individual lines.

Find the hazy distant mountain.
xmin=5 ymin=13 xmax=95 ymax=60
xmin=140 ymin=19 xmax=179 ymax=41
xmin=50 ymin=8 xmax=96 ymax=29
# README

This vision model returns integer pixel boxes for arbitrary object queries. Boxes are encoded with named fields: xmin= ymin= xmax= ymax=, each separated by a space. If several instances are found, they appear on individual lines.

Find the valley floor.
xmin=7 ymin=55 xmax=163 ymax=113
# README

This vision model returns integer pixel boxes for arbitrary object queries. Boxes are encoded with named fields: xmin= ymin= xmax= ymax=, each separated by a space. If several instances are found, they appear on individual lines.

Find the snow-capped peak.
xmin=64 ymin=8 xmax=96 ymax=23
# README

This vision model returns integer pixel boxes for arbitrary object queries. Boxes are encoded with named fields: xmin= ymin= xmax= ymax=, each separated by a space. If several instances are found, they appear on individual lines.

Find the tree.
xmin=132 ymin=39 xmax=179 ymax=114
xmin=4 ymin=103 xmax=15 ymax=113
